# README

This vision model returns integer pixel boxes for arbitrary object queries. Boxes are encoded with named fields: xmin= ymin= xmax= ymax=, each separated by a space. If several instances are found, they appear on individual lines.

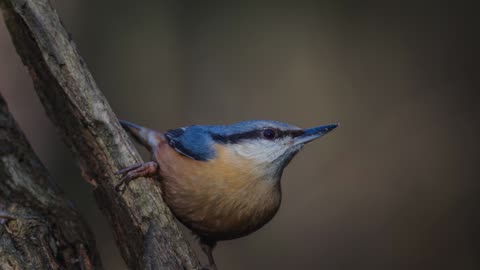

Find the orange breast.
xmin=154 ymin=142 xmax=281 ymax=240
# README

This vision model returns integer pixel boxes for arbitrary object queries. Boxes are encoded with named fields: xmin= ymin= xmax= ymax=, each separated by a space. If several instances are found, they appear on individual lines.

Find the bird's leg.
xmin=114 ymin=161 xmax=159 ymax=193
xmin=200 ymin=239 xmax=218 ymax=270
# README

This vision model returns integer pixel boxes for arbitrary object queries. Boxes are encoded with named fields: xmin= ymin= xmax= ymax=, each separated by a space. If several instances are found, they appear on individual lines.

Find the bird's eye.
xmin=262 ymin=128 xmax=276 ymax=140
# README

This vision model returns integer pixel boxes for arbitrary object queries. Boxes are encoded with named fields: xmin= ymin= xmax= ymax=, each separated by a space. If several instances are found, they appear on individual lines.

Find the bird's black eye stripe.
xmin=216 ymin=130 xmax=259 ymax=144
xmin=212 ymin=128 xmax=303 ymax=144
xmin=210 ymin=133 xmax=229 ymax=144
xmin=290 ymin=130 xmax=305 ymax=138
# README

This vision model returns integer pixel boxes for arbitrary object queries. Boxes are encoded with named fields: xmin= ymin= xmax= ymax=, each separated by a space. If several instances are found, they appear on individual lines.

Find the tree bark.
xmin=0 ymin=0 xmax=200 ymax=269
xmin=0 ymin=94 xmax=103 ymax=269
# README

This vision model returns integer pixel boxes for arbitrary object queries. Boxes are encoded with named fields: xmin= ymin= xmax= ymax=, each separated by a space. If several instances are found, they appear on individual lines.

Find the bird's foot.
xmin=114 ymin=161 xmax=159 ymax=193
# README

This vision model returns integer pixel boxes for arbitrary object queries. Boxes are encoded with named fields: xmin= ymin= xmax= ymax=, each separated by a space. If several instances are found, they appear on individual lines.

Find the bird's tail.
xmin=119 ymin=119 xmax=164 ymax=150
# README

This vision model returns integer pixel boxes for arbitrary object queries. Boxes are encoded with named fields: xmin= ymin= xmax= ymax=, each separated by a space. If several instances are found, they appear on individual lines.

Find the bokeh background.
xmin=1 ymin=1 xmax=478 ymax=269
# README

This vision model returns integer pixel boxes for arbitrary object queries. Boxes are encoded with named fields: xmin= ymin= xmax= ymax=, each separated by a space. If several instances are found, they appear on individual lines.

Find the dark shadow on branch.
xmin=0 ymin=94 xmax=103 ymax=269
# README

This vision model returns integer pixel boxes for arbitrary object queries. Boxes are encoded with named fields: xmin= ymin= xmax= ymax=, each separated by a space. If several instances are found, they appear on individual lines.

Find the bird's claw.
xmin=114 ymin=162 xmax=159 ymax=194
xmin=114 ymin=163 xmax=142 ymax=176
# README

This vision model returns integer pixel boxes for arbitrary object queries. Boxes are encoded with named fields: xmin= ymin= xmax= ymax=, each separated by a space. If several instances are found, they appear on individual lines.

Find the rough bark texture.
xmin=0 ymin=95 xmax=103 ymax=269
xmin=0 ymin=0 xmax=200 ymax=269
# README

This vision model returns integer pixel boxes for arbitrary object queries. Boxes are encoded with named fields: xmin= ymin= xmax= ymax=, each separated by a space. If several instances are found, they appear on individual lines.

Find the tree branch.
xmin=0 ymin=0 xmax=200 ymax=269
xmin=0 ymin=94 xmax=103 ymax=269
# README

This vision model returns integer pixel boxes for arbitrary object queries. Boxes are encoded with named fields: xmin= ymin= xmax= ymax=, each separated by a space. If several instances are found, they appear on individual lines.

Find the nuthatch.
xmin=116 ymin=120 xmax=337 ymax=269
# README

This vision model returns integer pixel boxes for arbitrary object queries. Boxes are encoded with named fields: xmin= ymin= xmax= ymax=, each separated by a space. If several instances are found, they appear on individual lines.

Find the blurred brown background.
xmin=1 ymin=1 xmax=478 ymax=269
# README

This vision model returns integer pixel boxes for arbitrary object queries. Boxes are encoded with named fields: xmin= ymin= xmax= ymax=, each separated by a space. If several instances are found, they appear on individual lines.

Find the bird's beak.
xmin=293 ymin=124 xmax=338 ymax=145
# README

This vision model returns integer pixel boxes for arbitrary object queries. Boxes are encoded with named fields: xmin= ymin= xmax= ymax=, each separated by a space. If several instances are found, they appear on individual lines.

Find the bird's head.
xmin=165 ymin=120 xmax=338 ymax=180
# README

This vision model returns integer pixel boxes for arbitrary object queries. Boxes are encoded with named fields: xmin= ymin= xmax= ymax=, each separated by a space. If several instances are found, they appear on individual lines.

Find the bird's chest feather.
xmin=154 ymin=142 xmax=282 ymax=240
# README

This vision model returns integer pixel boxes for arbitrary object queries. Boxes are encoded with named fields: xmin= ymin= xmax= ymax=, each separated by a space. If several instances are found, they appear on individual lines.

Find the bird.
xmin=115 ymin=119 xmax=338 ymax=269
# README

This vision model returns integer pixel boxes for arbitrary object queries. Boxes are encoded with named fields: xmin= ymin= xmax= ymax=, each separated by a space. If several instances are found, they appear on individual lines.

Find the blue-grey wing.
xmin=165 ymin=126 xmax=215 ymax=161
